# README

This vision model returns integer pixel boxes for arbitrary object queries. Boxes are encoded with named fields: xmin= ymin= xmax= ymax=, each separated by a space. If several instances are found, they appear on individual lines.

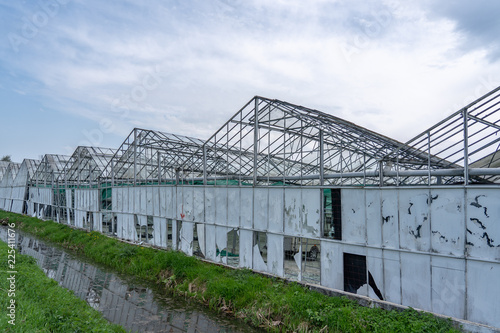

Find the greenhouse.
xmin=1 ymin=85 xmax=500 ymax=328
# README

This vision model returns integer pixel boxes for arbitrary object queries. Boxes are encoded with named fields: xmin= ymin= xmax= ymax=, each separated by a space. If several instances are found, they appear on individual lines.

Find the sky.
xmin=1 ymin=0 xmax=500 ymax=163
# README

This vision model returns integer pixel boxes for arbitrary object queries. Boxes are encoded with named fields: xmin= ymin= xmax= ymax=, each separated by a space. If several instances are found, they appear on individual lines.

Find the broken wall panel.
xmin=181 ymin=186 xmax=194 ymax=222
xmin=179 ymin=221 xmax=194 ymax=256
xmin=466 ymin=188 xmax=500 ymax=261
xmin=239 ymin=229 xmax=253 ymax=269
xmin=341 ymin=189 xmax=366 ymax=245
xmin=215 ymin=226 xmax=228 ymax=264
xmin=430 ymin=189 xmax=465 ymax=256
xmin=164 ymin=186 xmax=174 ymax=219
xmin=399 ymin=189 xmax=431 ymax=252
xmin=153 ymin=216 xmax=166 ymax=248
xmin=366 ymin=248 xmax=384 ymax=301
xmin=301 ymin=189 xmax=321 ymax=238
xmin=205 ymin=224 xmax=217 ymax=261
xmin=267 ymin=233 xmax=284 ymax=277
xmin=152 ymin=186 xmax=160 ymax=217
xmin=253 ymin=231 xmax=267 ymax=272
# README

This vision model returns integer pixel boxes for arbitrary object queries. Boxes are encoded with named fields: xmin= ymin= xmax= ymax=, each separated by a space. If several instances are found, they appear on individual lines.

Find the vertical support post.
xmin=253 ymin=97 xmax=259 ymax=185
xmin=111 ymin=160 xmax=115 ymax=186
xmin=319 ymin=129 xmax=324 ymax=186
xmin=157 ymin=151 xmax=161 ymax=185
xmin=463 ymin=109 xmax=469 ymax=185
xmin=133 ymin=128 xmax=137 ymax=186
xmin=77 ymin=148 xmax=81 ymax=187
xmin=203 ymin=144 xmax=207 ymax=185
xmin=427 ymin=132 xmax=431 ymax=186
xmin=379 ymin=160 xmax=384 ymax=186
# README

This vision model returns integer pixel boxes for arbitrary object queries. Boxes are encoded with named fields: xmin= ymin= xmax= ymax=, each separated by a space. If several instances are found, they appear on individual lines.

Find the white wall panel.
xmin=215 ymin=187 xmax=228 ymax=225
xmin=205 ymin=225 xmax=217 ymax=261
xmin=466 ymin=260 xmax=500 ymax=328
xmin=193 ymin=187 xmax=204 ymax=222
xmin=383 ymin=250 xmax=401 ymax=304
xmin=399 ymin=190 xmax=430 ymax=252
xmin=430 ymin=256 xmax=465 ymax=319
xmin=320 ymin=241 xmax=343 ymax=290
xmin=284 ymin=188 xmax=301 ymax=236
xmin=342 ymin=189 xmax=366 ymax=244
xmin=240 ymin=187 xmax=253 ymax=229
xmin=430 ymin=189 xmax=465 ymax=256
xmin=268 ymin=188 xmax=283 ymax=233
xmin=466 ymin=189 xmax=500 ymax=261
xmin=253 ymin=188 xmax=268 ymax=231
xmin=227 ymin=188 xmax=240 ymax=228
xmin=301 ymin=189 xmax=320 ymax=238
xmin=180 ymin=221 xmax=194 ymax=255
xmin=146 ymin=186 xmax=153 ymax=215
xmin=367 ymin=248 xmax=384 ymax=301
xmin=205 ymin=187 xmax=215 ymax=224
xmin=366 ymin=190 xmax=382 ymax=247
xmin=381 ymin=191 xmax=399 ymax=249
xmin=401 ymin=252 xmax=431 ymax=311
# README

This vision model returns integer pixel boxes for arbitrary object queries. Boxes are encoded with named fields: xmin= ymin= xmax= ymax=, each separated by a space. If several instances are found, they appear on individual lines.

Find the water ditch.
xmin=0 ymin=226 xmax=261 ymax=333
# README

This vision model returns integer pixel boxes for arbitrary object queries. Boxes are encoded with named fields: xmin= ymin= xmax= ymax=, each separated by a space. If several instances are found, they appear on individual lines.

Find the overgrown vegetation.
xmin=0 ymin=239 xmax=126 ymax=332
xmin=0 ymin=211 xmax=461 ymax=332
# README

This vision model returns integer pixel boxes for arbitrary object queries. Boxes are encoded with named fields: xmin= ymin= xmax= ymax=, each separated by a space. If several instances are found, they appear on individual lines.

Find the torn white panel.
xmin=205 ymin=187 xmax=215 ymax=224
xmin=466 ymin=189 xmax=500 ymax=261
xmin=301 ymin=189 xmax=320 ymax=238
xmin=205 ymin=225 xmax=217 ymax=261
xmin=268 ymin=188 xmax=283 ymax=233
xmin=267 ymin=234 xmax=284 ymax=277
xmin=227 ymin=188 xmax=239 ymax=228
xmin=342 ymin=189 xmax=366 ymax=244
xmin=466 ymin=260 xmax=500 ymax=328
xmin=215 ymin=187 xmax=228 ymax=225
xmin=240 ymin=188 xmax=253 ymax=228
xmin=253 ymin=188 xmax=268 ymax=231
xmin=320 ymin=241 xmax=343 ymax=290
xmin=172 ymin=220 xmax=179 ymax=250
xmin=125 ymin=214 xmax=137 ymax=242
xmin=215 ymin=226 xmax=228 ymax=263
xmin=180 ymin=221 xmax=193 ymax=256
xmin=430 ymin=189 xmax=464 ymax=256
xmin=116 ymin=213 xmax=125 ymax=238
xmin=196 ymin=223 xmax=205 ymax=256
xmin=146 ymin=186 xmax=153 ymax=215
xmin=284 ymin=188 xmax=301 ymax=236
xmin=127 ymin=187 xmax=134 ymax=214
xmin=239 ymin=229 xmax=253 ymax=268
xmin=253 ymin=244 xmax=267 ymax=272
xmin=193 ymin=187 xmax=204 ymax=222
xmin=153 ymin=217 xmax=165 ymax=248
xmin=367 ymin=248 xmax=384 ymax=301
xmin=381 ymin=190 xmax=399 ymax=249
xmin=93 ymin=212 xmax=101 ymax=232
xmin=431 ymin=256 xmax=465 ymax=319
xmin=399 ymin=189 xmax=430 ymax=252
xmin=401 ymin=252 xmax=431 ymax=311
xmin=366 ymin=190 xmax=382 ymax=247
xmin=294 ymin=252 xmax=302 ymax=281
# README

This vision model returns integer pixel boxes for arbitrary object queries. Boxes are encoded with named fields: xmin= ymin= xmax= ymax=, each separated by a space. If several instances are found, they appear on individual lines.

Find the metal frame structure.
xmin=31 ymin=154 xmax=72 ymax=187
xmin=100 ymin=128 xmax=207 ymax=186
xmin=179 ymin=97 xmax=462 ymax=186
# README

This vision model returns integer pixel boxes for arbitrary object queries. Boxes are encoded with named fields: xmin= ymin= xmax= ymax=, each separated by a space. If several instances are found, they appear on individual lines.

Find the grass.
xmin=0 ymin=211 xmax=461 ymax=332
xmin=0 ymin=239 xmax=126 ymax=332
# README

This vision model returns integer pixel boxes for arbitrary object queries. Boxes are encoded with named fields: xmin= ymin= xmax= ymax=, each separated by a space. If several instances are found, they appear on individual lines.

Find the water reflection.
xmin=0 ymin=228 xmax=258 ymax=333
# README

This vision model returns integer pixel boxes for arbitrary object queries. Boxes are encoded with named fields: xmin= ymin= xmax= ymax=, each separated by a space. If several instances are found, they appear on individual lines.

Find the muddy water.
xmin=0 ymin=227 xmax=260 ymax=333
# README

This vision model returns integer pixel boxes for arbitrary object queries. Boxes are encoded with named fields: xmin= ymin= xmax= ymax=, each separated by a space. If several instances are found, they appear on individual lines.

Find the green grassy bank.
xmin=0 ymin=211 xmax=460 ymax=332
xmin=0 ymin=239 xmax=126 ymax=332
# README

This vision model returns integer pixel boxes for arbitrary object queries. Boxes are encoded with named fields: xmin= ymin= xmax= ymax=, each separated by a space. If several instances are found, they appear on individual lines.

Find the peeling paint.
xmin=470 ymin=218 xmax=487 ymax=230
